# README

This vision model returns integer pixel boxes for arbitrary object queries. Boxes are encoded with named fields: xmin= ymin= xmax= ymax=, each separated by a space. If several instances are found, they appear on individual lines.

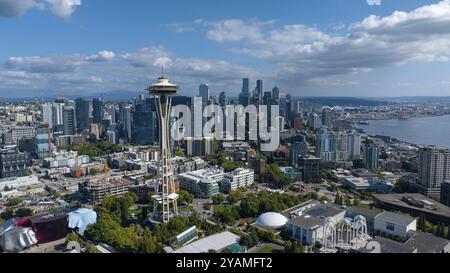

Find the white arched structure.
xmin=322 ymin=215 xmax=370 ymax=252
xmin=322 ymin=218 xmax=337 ymax=252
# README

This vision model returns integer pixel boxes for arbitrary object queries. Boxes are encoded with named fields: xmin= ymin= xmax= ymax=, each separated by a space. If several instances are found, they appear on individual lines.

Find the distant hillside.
xmin=387 ymin=96 xmax=450 ymax=103
xmin=298 ymin=97 xmax=393 ymax=107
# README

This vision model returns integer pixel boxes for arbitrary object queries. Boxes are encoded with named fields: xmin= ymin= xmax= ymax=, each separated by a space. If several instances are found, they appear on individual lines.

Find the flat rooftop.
xmin=173 ymin=231 xmax=240 ymax=253
xmin=375 ymin=211 xmax=416 ymax=226
xmin=373 ymin=193 xmax=450 ymax=218
xmin=405 ymin=232 xmax=450 ymax=253
xmin=178 ymin=168 xmax=223 ymax=182
xmin=288 ymin=215 xmax=324 ymax=229
xmin=86 ymin=177 xmax=133 ymax=188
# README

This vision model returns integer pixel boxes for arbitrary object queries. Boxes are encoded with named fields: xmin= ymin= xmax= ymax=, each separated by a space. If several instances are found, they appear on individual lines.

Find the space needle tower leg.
xmin=147 ymin=76 xmax=179 ymax=223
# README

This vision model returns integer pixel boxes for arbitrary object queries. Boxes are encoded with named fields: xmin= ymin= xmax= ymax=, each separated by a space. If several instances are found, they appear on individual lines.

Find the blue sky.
xmin=1 ymin=0 xmax=450 ymax=98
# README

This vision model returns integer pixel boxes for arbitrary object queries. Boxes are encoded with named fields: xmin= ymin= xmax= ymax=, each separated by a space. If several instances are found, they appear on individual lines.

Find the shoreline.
xmin=357 ymin=115 xmax=450 ymax=149
xmin=355 ymin=113 xmax=450 ymax=122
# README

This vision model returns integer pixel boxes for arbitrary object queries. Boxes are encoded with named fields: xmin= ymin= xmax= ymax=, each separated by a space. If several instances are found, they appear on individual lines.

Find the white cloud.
xmin=47 ymin=0 xmax=80 ymax=18
xmin=5 ymin=55 xmax=84 ymax=73
xmin=0 ymin=46 xmax=261 ymax=97
xmin=0 ymin=0 xmax=80 ymax=18
xmin=367 ymin=0 xmax=381 ymax=6
xmin=121 ymin=46 xmax=172 ymax=68
xmin=0 ymin=0 xmax=40 ymax=17
xmin=206 ymin=19 xmax=276 ymax=43
xmin=200 ymin=1 xmax=450 ymax=84
xmin=86 ymin=50 xmax=116 ymax=62
xmin=5 ymin=1 xmax=450 ymax=97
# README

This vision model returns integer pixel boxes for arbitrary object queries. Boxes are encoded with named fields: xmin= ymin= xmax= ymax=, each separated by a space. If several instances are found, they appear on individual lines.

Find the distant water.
xmin=358 ymin=115 xmax=450 ymax=148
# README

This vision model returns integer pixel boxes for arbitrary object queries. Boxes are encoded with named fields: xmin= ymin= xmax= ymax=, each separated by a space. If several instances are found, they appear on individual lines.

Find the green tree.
xmin=218 ymin=151 xmax=227 ymax=165
xmin=344 ymin=198 xmax=352 ymax=206
xmin=265 ymin=164 xmax=292 ymax=189
xmin=89 ymin=168 xmax=98 ymax=176
xmin=212 ymin=140 xmax=220 ymax=154
xmin=418 ymin=214 xmax=426 ymax=231
xmin=101 ymin=193 xmax=138 ymax=222
xmin=212 ymin=194 xmax=226 ymax=204
xmin=240 ymin=234 xmax=257 ymax=248
xmin=175 ymin=148 xmax=185 ymax=157
xmin=213 ymin=205 xmax=240 ymax=226
xmin=328 ymin=183 xmax=339 ymax=192
xmin=138 ymin=229 xmax=160 ymax=253
xmin=228 ymin=190 xmax=244 ymax=204
xmin=335 ymin=193 xmax=343 ymax=206
xmin=140 ymin=206 xmax=149 ymax=221
xmin=65 ymin=232 xmax=80 ymax=244
xmin=393 ymin=178 xmax=418 ymax=193
xmin=85 ymin=244 xmax=100 ymax=253
xmin=284 ymin=241 xmax=304 ymax=253
xmin=418 ymin=214 xmax=435 ymax=233
xmin=435 ymin=223 xmax=446 ymax=238
xmin=15 ymin=207 xmax=34 ymax=218
xmin=0 ymin=209 xmax=14 ymax=221
xmin=7 ymin=197 xmax=22 ymax=207
xmin=375 ymin=168 xmax=384 ymax=180
xmin=178 ymin=190 xmax=194 ymax=205
xmin=222 ymin=161 xmax=244 ymax=172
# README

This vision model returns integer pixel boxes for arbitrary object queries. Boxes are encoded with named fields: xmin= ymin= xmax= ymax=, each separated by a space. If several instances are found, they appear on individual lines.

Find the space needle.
xmin=147 ymin=74 xmax=179 ymax=223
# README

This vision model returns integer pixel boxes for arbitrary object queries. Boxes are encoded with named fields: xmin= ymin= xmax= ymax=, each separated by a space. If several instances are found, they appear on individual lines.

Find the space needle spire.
xmin=146 ymin=73 xmax=179 ymax=223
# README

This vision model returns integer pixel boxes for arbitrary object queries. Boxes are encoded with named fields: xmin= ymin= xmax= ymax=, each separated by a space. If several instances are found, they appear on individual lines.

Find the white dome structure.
xmin=256 ymin=212 xmax=288 ymax=229
xmin=332 ymin=106 xmax=344 ymax=113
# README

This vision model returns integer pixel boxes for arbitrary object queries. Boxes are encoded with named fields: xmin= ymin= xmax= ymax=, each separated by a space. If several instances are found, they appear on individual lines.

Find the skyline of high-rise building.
xmin=199 ymin=83 xmax=210 ymax=106
xmin=118 ymin=105 xmax=132 ymax=142
xmin=40 ymin=103 xmax=53 ymax=129
xmin=256 ymin=80 xmax=263 ymax=102
xmin=322 ymin=107 xmax=333 ymax=128
xmin=133 ymin=98 xmax=157 ymax=146
xmin=62 ymin=106 xmax=77 ymax=136
xmin=92 ymin=98 xmax=104 ymax=124
xmin=52 ymin=102 xmax=64 ymax=131
xmin=363 ymin=141 xmax=379 ymax=169
xmin=75 ymin=98 xmax=92 ymax=131
xmin=418 ymin=147 xmax=450 ymax=200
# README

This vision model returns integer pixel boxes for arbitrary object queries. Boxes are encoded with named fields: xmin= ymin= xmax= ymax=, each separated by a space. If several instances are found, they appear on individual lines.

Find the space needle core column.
xmin=147 ymin=75 xmax=179 ymax=223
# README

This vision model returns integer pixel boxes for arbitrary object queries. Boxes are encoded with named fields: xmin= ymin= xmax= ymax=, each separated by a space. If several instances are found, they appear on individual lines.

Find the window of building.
xmin=386 ymin=222 xmax=395 ymax=232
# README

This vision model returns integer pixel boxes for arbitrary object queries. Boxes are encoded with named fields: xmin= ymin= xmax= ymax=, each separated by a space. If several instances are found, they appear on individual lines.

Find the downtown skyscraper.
xmin=75 ymin=98 xmax=92 ymax=131
xmin=239 ymin=78 xmax=250 ymax=107
xmin=199 ymin=83 xmax=210 ymax=106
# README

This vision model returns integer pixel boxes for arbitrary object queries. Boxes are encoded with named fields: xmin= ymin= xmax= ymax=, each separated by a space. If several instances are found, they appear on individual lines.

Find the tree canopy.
xmin=68 ymin=141 xmax=122 ymax=157
xmin=85 ymin=193 xmax=160 ymax=253
xmin=265 ymin=164 xmax=293 ymax=189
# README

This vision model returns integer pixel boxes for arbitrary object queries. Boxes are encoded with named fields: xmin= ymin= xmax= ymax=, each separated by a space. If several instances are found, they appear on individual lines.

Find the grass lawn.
xmin=256 ymin=246 xmax=275 ymax=253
